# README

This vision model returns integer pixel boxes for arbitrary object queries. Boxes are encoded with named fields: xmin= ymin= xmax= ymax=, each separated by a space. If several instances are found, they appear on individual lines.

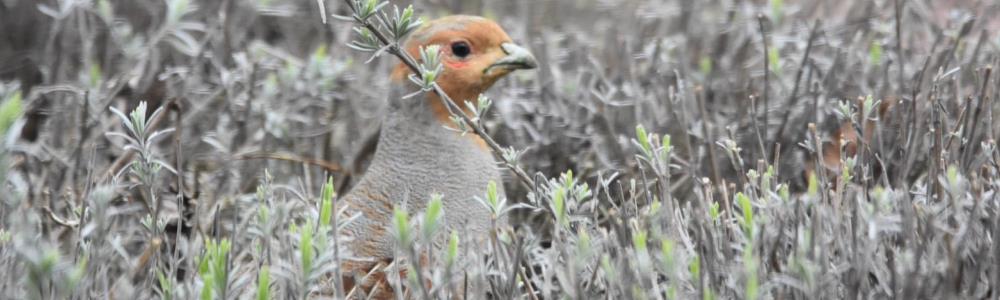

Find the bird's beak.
xmin=486 ymin=42 xmax=537 ymax=74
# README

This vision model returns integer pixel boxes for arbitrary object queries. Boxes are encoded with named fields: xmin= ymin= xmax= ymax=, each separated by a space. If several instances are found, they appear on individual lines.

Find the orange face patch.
xmin=392 ymin=16 xmax=513 ymax=83
xmin=388 ymin=16 xmax=518 ymax=124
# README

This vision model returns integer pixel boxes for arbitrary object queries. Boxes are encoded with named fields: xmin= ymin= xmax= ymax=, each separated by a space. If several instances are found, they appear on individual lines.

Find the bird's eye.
xmin=451 ymin=41 xmax=471 ymax=58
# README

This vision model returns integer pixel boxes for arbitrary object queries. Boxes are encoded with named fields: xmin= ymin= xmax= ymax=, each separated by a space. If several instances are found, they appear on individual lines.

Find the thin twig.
xmin=899 ymin=52 xmax=934 ymax=186
xmin=749 ymin=95 xmax=767 ymax=165
xmin=757 ymin=14 xmax=771 ymax=158
xmin=696 ymin=86 xmax=723 ymax=210
xmin=774 ymin=20 xmax=820 ymax=143
xmin=894 ymin=0 xmax=905 ymax=95
xmin=962 ymin=67 xmax=992 ymax=169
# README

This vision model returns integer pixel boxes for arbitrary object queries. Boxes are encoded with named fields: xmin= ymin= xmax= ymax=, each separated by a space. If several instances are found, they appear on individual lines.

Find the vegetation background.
xmin=1 ymin=0 xmax=999 ymax=298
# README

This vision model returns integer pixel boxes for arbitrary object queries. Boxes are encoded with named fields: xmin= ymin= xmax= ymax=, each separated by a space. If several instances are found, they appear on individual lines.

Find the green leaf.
xmin=446 ymin=231 xmax=459 ymax=265
xmin=768 ymin=48 xmax=780 ymax=75
xmin=635 ymin=124 xmax=652 ymax=156
xmin=401 ymin=5 xmax=414 ymax=23
xmin=97 ymin=0 xmax=113 ymax=20
xmin=841 ymin=159 xmax=854 ymax=182
xmin=577 ymin=228 xmax=592 ymax=257
xmin=299 ymin=222 xmax=314 ymax=277
xmin=0 ymin=91 xmax=23 ymax=136
xmin=393 ymin=208 xmax=411 ymax=245
xmin=806 ymin=171 xmax=819 ymax=197
xmin=157 ymin=271 xmax=171 ymax=300
xmin=661 ymin=239 xmax=675 ymax=271
xmin=69 ymin=256 xmax=88 ymax=291
xmin=946 ymin=164 xmax=960 ymax=187
xmin=313 ymin=44 xmax=328 ymax=60
xmin=662 ymin=134 xmax=673 ymax=157
xmin=649 ymin=196 xmax=661 ymax=215
xmin=770 ymin=0 xmax=784 ymax=24
xmin=553 ymin=186 xmax=566 ymax=226
xmin=486 ymin=180 xmax=499 ymax=209
xmin=632 ymin=230 xmax=648 ymax=252
xmin=167 ymin=0 xmax=190 ymax=24
xmin=778 ymin=184 xmax=790 ymax=202
xmin=423 ymin=194 xmax=443 ymax=238
xmin=737 ymin=192 xmax=754 ymax=237
xmin=709 ymin=202 xmax=720 ymax=222
xmin=197 ymin=252 xmax=210 ymax=276
xmin=870 ymin=41 xmax=883 ymax=66
xmin=689 ymin=255 xmax=701 ymax=279
xmin=743 ymin=243 xmax=758 ymax=300
xmin=200 ymin=275 xmax=214 ymax=300
xmin=197 ymin=238 xmax=231 ymax=300
xmin=699 ymin=57 xmax=713 ymax=75
xmin=600 ymin=254 xmax=616 ymax=281
xmin=320 ymin=176 xmax=335 ymax=227
xmin=256 ymin=265 xmax=270 ymax=300
xmin=89 ymin=63 xmax=102 ymax=88
xmin=258 ymin=205 xmax=270 ymax=224
xmin=563 ymin=170 xmax=575 ymax=190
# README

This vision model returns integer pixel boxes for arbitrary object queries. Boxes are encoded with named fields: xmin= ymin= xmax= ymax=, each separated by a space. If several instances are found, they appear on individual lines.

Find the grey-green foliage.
xmin=1 ymin=0 xmax=999 ymax=299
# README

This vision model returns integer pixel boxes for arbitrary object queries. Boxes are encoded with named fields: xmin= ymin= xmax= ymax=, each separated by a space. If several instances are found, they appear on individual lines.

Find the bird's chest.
xmin=373 ymin=117 xmax=505 ymax=211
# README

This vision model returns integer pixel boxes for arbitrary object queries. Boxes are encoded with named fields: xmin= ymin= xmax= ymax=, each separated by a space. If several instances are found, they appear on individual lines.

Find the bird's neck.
xmin=380 ymin=76 xmax=488 ymax=145
xmin=390 ymin=65 xmax=485 ymax=128
xmin=360 ymin=86 xmax=500 ymax=197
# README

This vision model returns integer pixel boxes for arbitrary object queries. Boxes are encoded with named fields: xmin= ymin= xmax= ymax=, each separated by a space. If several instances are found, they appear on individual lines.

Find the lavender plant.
xmin=0 ymin=0 xmax=998 ymax=299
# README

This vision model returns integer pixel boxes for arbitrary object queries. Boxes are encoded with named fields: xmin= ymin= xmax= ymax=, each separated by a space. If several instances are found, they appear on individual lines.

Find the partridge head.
xmin=391 ymin=15 xmax=537 ymax=121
